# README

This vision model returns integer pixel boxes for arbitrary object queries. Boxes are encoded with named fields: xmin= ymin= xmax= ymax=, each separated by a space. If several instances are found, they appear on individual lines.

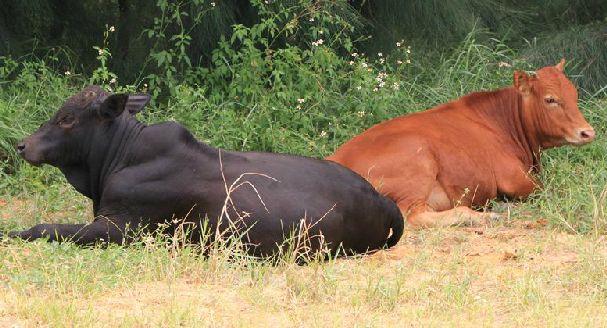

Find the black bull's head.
xmin=16 ymin=86 xmax=150 ymax=167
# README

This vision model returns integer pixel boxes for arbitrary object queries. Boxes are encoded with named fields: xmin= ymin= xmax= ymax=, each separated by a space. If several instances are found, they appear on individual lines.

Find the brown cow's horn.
xmin=555 ymin=59 xmax=566 ymax=72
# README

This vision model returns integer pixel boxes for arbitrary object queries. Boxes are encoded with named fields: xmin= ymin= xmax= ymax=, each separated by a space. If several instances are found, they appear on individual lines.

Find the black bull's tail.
xmin=385 ymin=198 xmax=404 ymax=248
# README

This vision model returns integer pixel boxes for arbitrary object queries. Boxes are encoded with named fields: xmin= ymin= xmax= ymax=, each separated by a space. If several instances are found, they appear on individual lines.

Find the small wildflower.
xmin=361 ymin=62 xmax=368 ymax=68
xmin=379 ymin=81 xmax=386 ymax=88
xmin=297 ymin=98 xmax=305 ymax=104
xmin=211 ymin=2 xmax=216 ymax=6
xmin=406 ymin=59 xmax=411 ymax=64
xmin=320 ymin=131 xmax=327 ymax=137
xmin=357 ymin=111 xmax=365 ymax=117
xmin=296 ymin=105 xmax=301 ymax=110
xmin=406 ymin=48 xmax=411 ymax=54
xmin=98 ymin=48 xmax=104 ymax=56
xmin=367 ymin=68 xmax=372 ymax=72
xmin=356 ymin=85 xmax=362 ymax=90
xmin=396 ymin=42 xmax=401 ymax=47
xmin=378 ymin=52 xmax=383 ymax=57
xmin=379 ymin=58 xmax=385 ymax=64
xmin=351 ymin=52 xmax=358 ymax=57
xmin=311 ymin=39 xmax=324 ymax=47
xmin=109 ymin=26 xmax=115 ymax=32
xmin=64 ymin=70 xmax=71 ymax=76
xmin=498 ymin=61 xmax=512 ymax=68
xmin=309 ymin=17 xmax=314 ymax=22
xmin=349 ymin=60 xmax=354 ymax=65
xmin=397 ymin=60 xmax=403 ymax=65
xmin=393 ymin=82 xmax=400 ymax=90
xmin=373 ymin=87 xmax=378 ymax=92
xmin=319 ymin=30 xmax=323 ymax=35
xmin=265 ymin=0 xmax=270 ymax=3
xmin=109 ymin=77 xmax=117 ymax=84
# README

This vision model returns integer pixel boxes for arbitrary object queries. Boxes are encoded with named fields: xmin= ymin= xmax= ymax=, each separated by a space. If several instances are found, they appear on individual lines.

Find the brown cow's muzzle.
xmin=567 ymin=127 xmax=596 ymax=145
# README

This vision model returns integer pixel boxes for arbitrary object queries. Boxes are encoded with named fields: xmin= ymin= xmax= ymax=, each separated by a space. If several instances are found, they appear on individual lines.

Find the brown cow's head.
xmin=514 ymin=59 xmax=595 ymax=148
xmin=16 ymin=86 xmax=150 ymax=167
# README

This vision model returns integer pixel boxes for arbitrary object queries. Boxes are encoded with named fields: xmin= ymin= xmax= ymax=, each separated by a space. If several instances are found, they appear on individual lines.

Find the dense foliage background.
xmin=0 ymin=0 xmax=606 ymax=233
xmin=1 ymin=0 xmax=606 ymax=90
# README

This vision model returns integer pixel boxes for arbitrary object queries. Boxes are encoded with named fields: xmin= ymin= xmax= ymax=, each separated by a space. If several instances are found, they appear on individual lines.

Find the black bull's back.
xmin=101 ymin=127 xmax=404 ymax=256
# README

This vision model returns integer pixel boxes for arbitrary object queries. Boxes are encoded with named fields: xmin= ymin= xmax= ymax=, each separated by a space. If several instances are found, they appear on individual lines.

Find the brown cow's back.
xmin=329 ymin=93 xmax=521 ymax=213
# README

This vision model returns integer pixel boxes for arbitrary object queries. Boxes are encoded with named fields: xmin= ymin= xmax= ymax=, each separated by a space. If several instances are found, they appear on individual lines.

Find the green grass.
xmin=1 ymin=33 xmax=606 ymax=326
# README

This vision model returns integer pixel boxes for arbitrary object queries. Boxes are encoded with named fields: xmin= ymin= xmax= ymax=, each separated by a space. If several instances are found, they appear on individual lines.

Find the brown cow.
xmin=328 ymin=60 xmax=595 ymax=228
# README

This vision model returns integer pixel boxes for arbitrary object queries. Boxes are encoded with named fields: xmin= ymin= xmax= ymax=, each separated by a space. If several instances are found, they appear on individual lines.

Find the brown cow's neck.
xmin=461 ymin=87 xmax=541 ymax=173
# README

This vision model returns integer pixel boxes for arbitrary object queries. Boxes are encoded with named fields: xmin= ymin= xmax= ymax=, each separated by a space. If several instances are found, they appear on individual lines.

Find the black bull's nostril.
xmin=16 ymin=142 xmax=26 ymax=154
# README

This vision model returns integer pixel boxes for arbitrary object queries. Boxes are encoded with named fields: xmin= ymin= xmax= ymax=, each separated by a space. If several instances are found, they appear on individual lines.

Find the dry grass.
xmin=1 ymin=195 xmax=607 ymax=327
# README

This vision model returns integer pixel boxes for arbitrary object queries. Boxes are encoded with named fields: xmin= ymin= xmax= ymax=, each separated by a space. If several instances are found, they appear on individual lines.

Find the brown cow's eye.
xmin=544 ymin=97 xmax=559 ymax=106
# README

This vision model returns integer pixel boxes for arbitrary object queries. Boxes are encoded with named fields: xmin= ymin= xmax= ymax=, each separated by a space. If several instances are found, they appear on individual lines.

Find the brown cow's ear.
xmin=125 ymin=94 xmax=151 ymax=115
xmin=514 ymin=71 xmax=532 ymax=96
xmin=98 ymin=94 xmax=129 ymax=120
xmin=555 ymin=58 xmax=566 ymax=72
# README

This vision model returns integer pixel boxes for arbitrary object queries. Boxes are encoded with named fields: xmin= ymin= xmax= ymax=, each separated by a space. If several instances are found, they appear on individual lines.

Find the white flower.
xmin=378 ymin=52 xmax=383 ymax=57
xmin=379 ymin=58 xmax=385 ymax=64
xmin=349 ymin=61 xmax=354 ymax=65
xmin=109 ymin=26 xmax=115 ymax=32
xmin=406 ymin=48 xmax=411 ymax=54
xmin=320 ymin=131 xmax=327 ymax=137
xmin=379 ymin=81 xmax=386 ymax=88
xmin=357 ymin=111 xmax=365 ymax=117
xmin=211 ymin=2 xmax=216 ymax=7
xmin=98 ymin=48 xmax=104 ymax=56
xmin=311 ymin=39 xmax=324 ymax=47
xmin=361 ymin=62 xmax=368 ymax=68
xmin=309 ymin=17 xmax=314 ymax=22
xmin=319 ymin=30 xmax=323 ymax=35
xmin=406 ymin=59 xmax=411 ymax=64
xmin=356 ymin=86 xmax=362 ymax=90
xmin=64 ymin=71 xmax=71 ymax=76
xmin=373 ymin=87 xmax=378 ymax=92
xmin=393 ymin=82 xmax=400 ymax=90
xmin=396 ymin=42 xmax=401 ymax=47
xmin=297 ymin=98 xmax=305 ymax=104
xmin=351 ymin=52 xmax=358 ymax=57
xmin=109 ymin=77 xmax=117 ymax=84
xmin=397 ymin=60 xmax=403 ymax=65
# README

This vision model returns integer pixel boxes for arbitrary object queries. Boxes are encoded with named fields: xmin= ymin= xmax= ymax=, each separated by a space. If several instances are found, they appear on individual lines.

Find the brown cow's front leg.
xmin=8 ymin=216 xmax=131 ymax=245
xmin=402 ymin=204 xmax=501 ymax=229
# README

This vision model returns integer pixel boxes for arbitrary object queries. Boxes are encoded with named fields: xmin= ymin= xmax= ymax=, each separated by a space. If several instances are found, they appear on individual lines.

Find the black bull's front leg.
xmin=6 ymin=216 xmax=131 ymax=245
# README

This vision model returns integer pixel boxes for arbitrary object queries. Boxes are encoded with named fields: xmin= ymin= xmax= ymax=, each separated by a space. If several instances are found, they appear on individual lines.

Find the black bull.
xmin=5 ymin=86 xmax=403 ymax=256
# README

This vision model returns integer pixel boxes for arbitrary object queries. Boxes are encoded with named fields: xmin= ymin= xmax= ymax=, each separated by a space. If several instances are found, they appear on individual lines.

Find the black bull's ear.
xmin=126 ymin=94 xmax=151 ymax=115
xmin=98 ymin=93 xmax=151 ymax=120
xmin=98 ymin=94 xmax=129 ymax=120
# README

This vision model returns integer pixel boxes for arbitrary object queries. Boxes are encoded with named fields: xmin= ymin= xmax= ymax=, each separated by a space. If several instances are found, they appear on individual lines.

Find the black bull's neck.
xmin=59 ymin=114 xmax=144 ymax=213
